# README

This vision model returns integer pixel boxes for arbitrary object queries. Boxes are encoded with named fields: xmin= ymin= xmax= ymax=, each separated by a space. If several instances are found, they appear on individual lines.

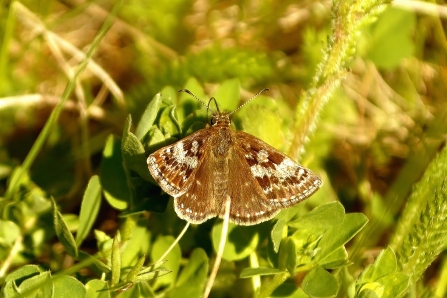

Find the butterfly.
xmin=147 ymin=89 xmax=322 ymax=225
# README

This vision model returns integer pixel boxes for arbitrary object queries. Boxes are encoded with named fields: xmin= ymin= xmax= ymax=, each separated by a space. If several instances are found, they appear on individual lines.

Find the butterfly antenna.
xmin=207 ymin=97 xmax=220 ymax=112
xmin=178 ymin=89 xmax=211 ymax=111
xmin=229 ymin=88 xmax=270 ymax=115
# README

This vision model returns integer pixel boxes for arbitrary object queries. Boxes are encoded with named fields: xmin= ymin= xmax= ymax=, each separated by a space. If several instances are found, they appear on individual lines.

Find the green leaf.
xmin=320 ymin=246 xmax=349 ymax=269
xmin=271 ymin=219 xmax=287 ymax=253
xmin=135 ymin=93 xmax=163 ymax=139
xmin=212 ymin=222 xmax=259 ymax=261
xmin=144 ymin=126 xmax=170 ymax=152
xmin=302 ymin=266 xmax=339 ymax=298
xmin=358 ymin=282 xmax=385 ymax=298
xmin=317 ymin=213 xmax=368 ymax=263
xmin=2 ymin=265 xmax=43 ymax=297
xmin=290 ymin=228 xmax=322 ymax=267
xmin=240 ymin=267 xmax=284 ymax=278
xmin=237 ymin=93 xmax=284 ymax=149
xmin=120 ymin=218 xmax=151 ymax=267
xmin=111 ymin=236 xmax=121 ymax=286
xmin=107 ymin=282 xmax=138 ymax=296
xmin=151 ymin=235 xmax=181 ymax=289
xmin=62 ymin=214 xmax=79 ymax=232
xmin=278 ymin=237 xmax=297 ymax=274
xmin=377 ymin=273 xmax=410 ymax=298
xmin=356 ymin=247 xmax=410 ymax=298
xmin=358 ymin=247 xmax=397 ymax=283
xmin=78 ymin=251 xmax=111 ymax=275
xmin=52 ymin=197 xmax=78 ymax=258
xmin=0 ymin=220 xmax=20 ymax=246
xmin=288 ymin=201 xmax=345 ymax=231
xmin=258 ymin=271 xmax=290 ymax=298
xmin=153 ymin=259 xmax=170 ymax=270
xmin=211 ymin=78 xmax=240 ymax=112
xmin=274 ymin=203 xmax=307 ymax=225
xmin=158 ymin=105 xmax=181 ymax=136
xmin=4 ymin=265 xmax=42 ymax=281
xmin=100 ymin=135 xmax=130 ymax=210
xmin=53 ymin=275 xmax=86 ymax=298
xmin=177 ymin=77 xmax=207 ymax=124
xmin=340 ymin=267 xmax=356 ymax=298
xmin=95 ymin=230 xmax=113 ymax=251
xmin=122 ymin=115 xmax=154 ymax=182
xmin=175 ymin=248 xmax=208 ymax=286
xmin=76 ymin=175 xmax=102 ymax=247
xmin=109 ymin=260 xmax=171 ymax=290
xmin=357 ymin=288 xmax=380 ymax=298
xmin=160 ymin=85 xmax=178 ymax=103
xmin=363 ymin=7 xmax=416 ymax=69
xmin=85 ymin=279 xmax=110 ymax=298
xmin=169 ymin=248 xmax=208 ymax=298
xmin=273 ymin=283 xmax=309 ymax=298
xmin=18 ymin=271 xmax=53 ymax=298
xmin=133 ymin=268 xmax=171 ymax=283
xmin=126 ymin=255 xmax=146 ymax=281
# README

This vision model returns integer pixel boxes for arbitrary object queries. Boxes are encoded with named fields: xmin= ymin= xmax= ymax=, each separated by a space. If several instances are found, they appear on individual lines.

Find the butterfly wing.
xmin=234 ymin=131 xmax=322 ymax=208
xmin=219 ymin=146 xmax=281 ymax=225
xmin=147 ymin=129 xmax=212 ymax=197
xmin=173 ymin=152 xmax=219 ymax=224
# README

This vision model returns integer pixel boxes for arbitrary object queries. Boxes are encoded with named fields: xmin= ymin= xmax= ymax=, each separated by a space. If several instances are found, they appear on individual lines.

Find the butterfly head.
xmin=210 ymin=111 xmax=231 ymax=128
xmin=177 ymin=88 xmax=270 ymax=128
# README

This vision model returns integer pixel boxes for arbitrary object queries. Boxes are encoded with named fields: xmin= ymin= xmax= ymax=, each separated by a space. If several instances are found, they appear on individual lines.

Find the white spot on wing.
xmin=256 ymin=149 xmax=269 ymax=163
xmin=250 ymin=156 xmax=300 ymax=179
xmin=250 ymin=164 xmax=268 ymax=177
xmin=191 ymin=140 xmax=199 ymax=154
xmin=173 ymin=142 xmax=198 ymax=169
xmin=277 ymin=158 xmax=299 ymax=177
xmin=147 ymin=155 xmax=181 ymax=195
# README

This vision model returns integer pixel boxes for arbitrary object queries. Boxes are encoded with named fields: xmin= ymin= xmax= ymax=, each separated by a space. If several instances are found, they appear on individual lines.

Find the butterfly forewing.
xmin=235 ymin=132 xmax=322 ymax=208
xmin=147 ymin=129 xmax=212 ymax=197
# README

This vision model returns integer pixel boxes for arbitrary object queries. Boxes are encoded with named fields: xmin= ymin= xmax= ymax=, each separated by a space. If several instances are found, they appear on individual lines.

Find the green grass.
xmin=1 ymin=0 xmax=447 ymax=297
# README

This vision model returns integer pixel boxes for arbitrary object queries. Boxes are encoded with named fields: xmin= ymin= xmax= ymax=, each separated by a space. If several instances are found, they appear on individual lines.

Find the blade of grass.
xmin=0 ymin=0 xmax=17 ymax=93
xmin=4 ymin=1 xmax=123 ymax=200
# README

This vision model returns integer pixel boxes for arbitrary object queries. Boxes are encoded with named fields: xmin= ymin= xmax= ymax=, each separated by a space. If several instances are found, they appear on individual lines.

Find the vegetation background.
xmin=1 ymin=0 xmax=447 ymax=297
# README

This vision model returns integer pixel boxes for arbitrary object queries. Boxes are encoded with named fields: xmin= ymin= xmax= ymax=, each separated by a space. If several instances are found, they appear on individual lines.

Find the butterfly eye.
xmin=210 ymin=115 xmax=218 ymax=125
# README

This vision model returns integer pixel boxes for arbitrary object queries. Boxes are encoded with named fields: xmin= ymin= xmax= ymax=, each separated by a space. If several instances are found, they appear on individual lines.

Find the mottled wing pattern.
xmin=147 ymin=129 xmax=212 ymax=197
xmin=235 ymin=131 xmax=322 ymax=208
xmin=174 ymin=152 xmax=218 ymax=224
xmin=219 ymin=147 xmax=281 ymax=225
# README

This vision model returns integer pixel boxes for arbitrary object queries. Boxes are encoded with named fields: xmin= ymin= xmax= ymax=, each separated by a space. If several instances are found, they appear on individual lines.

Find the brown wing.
xmin=173 ymin=152 xmax=218 ymax=224
xmin=147 ymin=129 xmax=212 ymax=197
xmin=234 ymin=132 xmax=322 ymax=208
xmin=172 ymin=136 xmax=281 ymax=225
xmin=218 ymin=146 xmax=281 ymax=225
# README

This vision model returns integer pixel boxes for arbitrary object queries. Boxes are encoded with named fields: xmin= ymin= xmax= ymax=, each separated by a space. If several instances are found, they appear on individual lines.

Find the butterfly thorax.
xmin=208 ymin=112 xmax=234 ymax=200
xmin=210 ymin=112 xmax=233 ymax=157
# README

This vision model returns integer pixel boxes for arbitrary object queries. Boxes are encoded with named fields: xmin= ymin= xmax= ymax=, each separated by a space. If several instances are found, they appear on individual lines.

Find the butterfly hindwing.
xmin=174 ymin=151 xmax=218 ymax=224
xmin=218 ymin=146 xmax=281 ymax=225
